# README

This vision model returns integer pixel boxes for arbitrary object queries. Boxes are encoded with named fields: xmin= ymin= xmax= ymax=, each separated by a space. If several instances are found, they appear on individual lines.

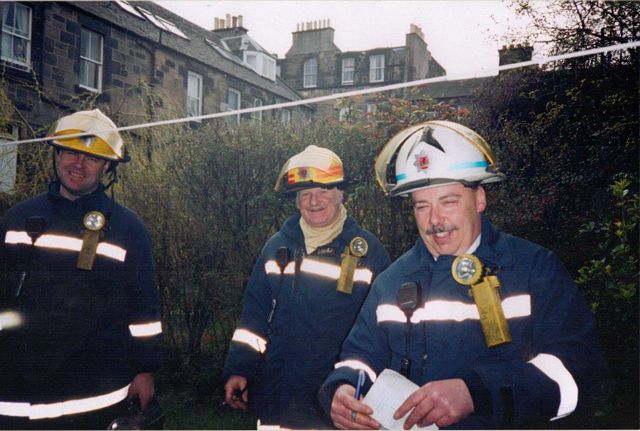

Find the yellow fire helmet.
xmin=274 ymin=145 xmax=350 ymax=193
xmin=374 ymin=121 xmax=505 ymax=197
xmin=48 ymin=109 xmax=125 ymax=161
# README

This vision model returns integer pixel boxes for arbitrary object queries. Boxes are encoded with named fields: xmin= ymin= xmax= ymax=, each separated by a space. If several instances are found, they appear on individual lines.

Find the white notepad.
xmin=363 ymin=369 xmax=439 ymax=430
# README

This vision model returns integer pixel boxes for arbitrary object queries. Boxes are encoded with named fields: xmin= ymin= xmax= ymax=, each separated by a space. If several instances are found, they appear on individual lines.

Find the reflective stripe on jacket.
xmin=0 ymin=181 xmax=162 ymax=412
xmin=223 ymin=214 xmax=390 ymax=428
xmin=320 ymin=216 xmax=606 ymax=429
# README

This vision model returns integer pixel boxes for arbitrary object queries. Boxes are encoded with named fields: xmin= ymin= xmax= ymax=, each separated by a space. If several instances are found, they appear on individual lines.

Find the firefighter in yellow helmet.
xmin=0 ymin=109 xmax=163 ymax=429
xmin=319 ymin=121 xmax=605 ymax=429
xmin=223 ymin=145 xmax=391 ymax=428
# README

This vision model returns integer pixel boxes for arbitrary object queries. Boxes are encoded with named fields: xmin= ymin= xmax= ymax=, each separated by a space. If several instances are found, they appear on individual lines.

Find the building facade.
xmin=0 ymin=1 xmax=309 ymax=193
xmin=277 ymin=21 xmax=446 ymax=116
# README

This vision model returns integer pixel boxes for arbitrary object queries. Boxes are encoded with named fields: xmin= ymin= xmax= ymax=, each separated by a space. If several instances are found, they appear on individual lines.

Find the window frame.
xmin=252 ymin=97 xmax=263 ymax=122
xmin=227 ymin=88 xmax=241 ymax=124
xmin=186 ymin=70 xmax=203 ymax=120
xmin=341 ymin=57 xmax=355 ymax=85
xmin=369 ymin=54 xmax=385 ymax=83
xmin=303 ymin=58 xmax=317 ymax=88
xmin=1 ymin=2 xmax=32 ymax=69
xmin=79 ymin=27 xmax=104 ymax=92
xmin=279 ymin=109 xmax=291 ymax=124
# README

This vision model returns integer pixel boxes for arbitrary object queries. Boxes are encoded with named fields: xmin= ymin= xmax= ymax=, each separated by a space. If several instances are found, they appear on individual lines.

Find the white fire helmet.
xmin=375 ymin=120 xmax=505 ymax=197
xmin=274 ymin=145 xmax=349 ymax=193
xmin=48 ymin=109 xmax=125 ymax=161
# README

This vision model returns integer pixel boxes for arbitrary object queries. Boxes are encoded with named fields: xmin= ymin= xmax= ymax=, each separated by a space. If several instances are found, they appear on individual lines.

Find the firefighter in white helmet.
xmin=223 ymin=145 xmax=391 ymax=428
xmin=320 ymin=121 xmax=605 ymax=429
xmin=0 ymin=109 xmax=163 ymax=429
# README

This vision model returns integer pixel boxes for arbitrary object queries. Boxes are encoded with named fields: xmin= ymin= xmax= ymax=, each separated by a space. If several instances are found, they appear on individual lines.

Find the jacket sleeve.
xmin=318 ymin=275 xmax=391 ymax=416
xmin=222 ymin=248 xmax=273 ymax=383
xmin=126 ymin=222 xmax=163 ymax=374
xmin=468 ymin=250 xmax=606 ymax=427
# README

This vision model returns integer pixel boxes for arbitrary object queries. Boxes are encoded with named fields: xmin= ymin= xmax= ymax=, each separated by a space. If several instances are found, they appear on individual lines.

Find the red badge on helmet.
xmin=413 ymin=151 xmax=429 ymax=171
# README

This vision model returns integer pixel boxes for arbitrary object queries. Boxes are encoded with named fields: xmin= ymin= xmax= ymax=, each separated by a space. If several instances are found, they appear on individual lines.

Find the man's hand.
xmin=128 ymin=372 xmax=155 ymax=411
xmin=224 ymin=375 xmax=249 ymax=410
xmin=394 ymin=378 xmax=474 ymax=429
xmin=330 ymin=384 xmax=380 ymax=430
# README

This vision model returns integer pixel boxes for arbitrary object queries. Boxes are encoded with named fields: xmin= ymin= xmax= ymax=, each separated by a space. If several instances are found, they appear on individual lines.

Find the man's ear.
xmin=102 ymin=161 xmax=111 ymax=175
xmin=476 ymin=186 xmax=487 ymax=213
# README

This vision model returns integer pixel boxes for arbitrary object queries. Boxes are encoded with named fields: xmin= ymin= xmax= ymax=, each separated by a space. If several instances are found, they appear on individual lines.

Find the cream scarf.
xmin=299 ymin=204 xmax=348 ymax=255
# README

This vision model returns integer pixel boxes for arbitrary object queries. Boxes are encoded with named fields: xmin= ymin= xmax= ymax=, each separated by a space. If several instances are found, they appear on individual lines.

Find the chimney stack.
xmin=499 ymin=43 xmax=533 ymax=66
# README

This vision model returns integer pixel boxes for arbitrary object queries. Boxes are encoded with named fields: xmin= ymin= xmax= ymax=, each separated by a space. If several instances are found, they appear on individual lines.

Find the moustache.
xmin=426 ymin=225 xmax=456 ymax=235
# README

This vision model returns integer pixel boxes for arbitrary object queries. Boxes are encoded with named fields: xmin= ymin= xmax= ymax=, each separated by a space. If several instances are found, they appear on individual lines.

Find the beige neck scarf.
xmin=299 ymin=204 xmax=348 ymax=255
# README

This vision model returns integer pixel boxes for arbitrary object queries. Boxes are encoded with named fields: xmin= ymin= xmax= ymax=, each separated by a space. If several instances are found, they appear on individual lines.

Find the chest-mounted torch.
xmin=451 ymin=254 xmax=511 ymax=347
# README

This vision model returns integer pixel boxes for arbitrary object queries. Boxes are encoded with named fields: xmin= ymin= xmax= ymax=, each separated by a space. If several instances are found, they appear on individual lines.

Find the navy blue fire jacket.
xmin=319 ymin=216 xmax=606 ymax=429
xmin=0 ymin=181 xmax=162 ymax=421
xmin=223 ymin=214 xmax=390 ymax=428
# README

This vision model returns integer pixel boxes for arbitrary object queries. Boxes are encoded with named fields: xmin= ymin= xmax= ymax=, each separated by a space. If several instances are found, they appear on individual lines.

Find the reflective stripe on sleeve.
xmin=231 ymin=328 xmax=267 ymax=354
xmin=334 ymin=359 xmax=377 ymax=382
xmin=129 ymin=321 xmax=163 ymax=337
xmin=528 ymin=353 xmax=578 ymax=420
xmin=0 ymin=384 xmax=130 ymax=419
xmin=5 ymin=231 xmax=127 ymax=262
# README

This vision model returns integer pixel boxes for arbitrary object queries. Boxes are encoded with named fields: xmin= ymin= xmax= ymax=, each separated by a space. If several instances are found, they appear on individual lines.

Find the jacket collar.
xmin=280 ymin=213 xmax=361 ymax=248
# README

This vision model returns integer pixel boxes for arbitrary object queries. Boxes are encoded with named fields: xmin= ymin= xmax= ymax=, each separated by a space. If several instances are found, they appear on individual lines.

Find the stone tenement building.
xmin=277 ymin=20 xmax=447 ymax=117
xmin=0 ymin=1 xmax=310 ymax=193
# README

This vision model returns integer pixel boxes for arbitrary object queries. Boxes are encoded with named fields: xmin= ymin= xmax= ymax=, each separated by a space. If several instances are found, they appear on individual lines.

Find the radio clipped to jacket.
xmin=451 ymin=254 xmax=511 ymax=347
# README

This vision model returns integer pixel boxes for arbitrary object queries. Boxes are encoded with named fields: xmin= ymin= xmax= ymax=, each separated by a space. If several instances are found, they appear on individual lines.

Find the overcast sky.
xmin=156 ymin=1 xmax=533 ymax=77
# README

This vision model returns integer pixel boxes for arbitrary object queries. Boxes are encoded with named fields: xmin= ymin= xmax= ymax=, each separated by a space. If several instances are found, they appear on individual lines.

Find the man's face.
xmin=55 ymin=149 xmax=110 ymax=201
xmin=412 ymin=183 xmax=486 ymax=258
xmin=297 ymin=187 xmax=343 ymax=228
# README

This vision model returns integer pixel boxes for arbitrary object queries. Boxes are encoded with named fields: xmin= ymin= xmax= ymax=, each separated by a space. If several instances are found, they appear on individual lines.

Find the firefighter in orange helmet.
xmin=223 ymin=145 xmax=391 ymax=428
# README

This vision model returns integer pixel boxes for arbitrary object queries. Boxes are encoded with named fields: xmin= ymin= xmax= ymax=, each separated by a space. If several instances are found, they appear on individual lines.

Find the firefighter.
xmin=222 ymin=145 xmax=391 ymax=429
xmin=319 ymin=121 xmax=606 ymax=429
xmin=0 ymin=109 xmax=163 ymax=429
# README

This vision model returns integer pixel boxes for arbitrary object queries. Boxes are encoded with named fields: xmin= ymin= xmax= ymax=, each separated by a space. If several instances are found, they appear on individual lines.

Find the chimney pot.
xmin=232 ymin=16 xmax=237 ymax=27
xmin=225 ymin=13 xmax=231 ymax=28
xmin=238 ymin=15 xmax=243 ymax=27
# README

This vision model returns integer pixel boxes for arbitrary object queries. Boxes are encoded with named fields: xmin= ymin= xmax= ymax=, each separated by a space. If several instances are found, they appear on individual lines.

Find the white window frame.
xmin=79 ymin=28 xmax=103 ymax=92
xmin=369 ymin=54 xmax=385 ymax=83
xmin=243 ymin=51 xmax=276 ymax=82
xmin=279 ymin=109 xmax=291 ymax=124
xmin=341 ymin=57 xmax=354 ymax=85
xmin=303 ymin=58 xmax=317 ymax=88
xmin=338 ymin=106 xmax=352 ymax=122
xmin=1 ymin=2 xmax=32 ymax=68
xmin=252 ymin=98 xmax=263 ymax=122
xmin=262 ymin=56 xmax=276 ymax=81
xmin=227 ymin=88 xmax=241 ymax=124
xmin=0 ymin=125 xmax=18 ymax=194
xmin=137 ymin=7 xmax=189 ymax=40
xmin=187 ymin=71 xmax=203 ymax=119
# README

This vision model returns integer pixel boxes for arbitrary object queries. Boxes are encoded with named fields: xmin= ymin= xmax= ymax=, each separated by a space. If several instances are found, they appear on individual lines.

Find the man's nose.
xmin=309 ymin=192 xmax=319 ymax=205
xmin=429 ymin=205 xmax=444 ymax=226
xmin=72 ymin=154 xmax=86 ymax=167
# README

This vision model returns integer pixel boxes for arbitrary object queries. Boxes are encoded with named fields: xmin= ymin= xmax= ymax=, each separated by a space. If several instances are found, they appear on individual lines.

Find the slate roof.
xmin=68 ymin=1 xmax=303 ymax=102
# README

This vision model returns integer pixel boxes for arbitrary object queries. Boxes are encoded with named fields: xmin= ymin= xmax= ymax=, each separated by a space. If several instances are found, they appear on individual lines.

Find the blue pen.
xmin=354 ymin=369 xmax=365 ymax=400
